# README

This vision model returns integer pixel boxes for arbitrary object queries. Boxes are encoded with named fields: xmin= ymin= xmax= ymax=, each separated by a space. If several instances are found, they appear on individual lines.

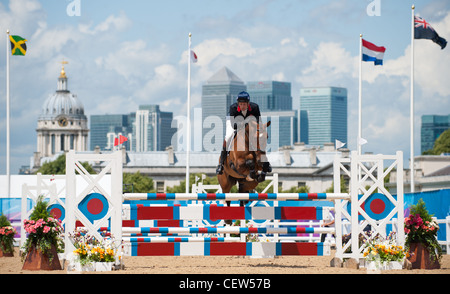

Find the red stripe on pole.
xmin=308 ymin=193 xmax=318 ymax=199
xmin=209 ymin=206 xmax=245 ymax=221
xmin=281 ymin=243 xmax=318 ymax=255
xmin=280 ymin=207 xmax=317 ymax=220
xmin=156 ymin=193 xmax=167 ymax=200
xmin=137 ymin=207 xmax=173 ymax=220
xmin=206 ymin=193 xmax=216 ymax=200
xmin=258 ymin=193 xmax=268 ymax=199
xmin=209 ymin=243 xmax=247 ymax=256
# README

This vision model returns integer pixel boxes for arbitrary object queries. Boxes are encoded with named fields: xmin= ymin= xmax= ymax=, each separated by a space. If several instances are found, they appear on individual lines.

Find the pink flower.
xmin=43 ymin=226 xmax=51 ymax=233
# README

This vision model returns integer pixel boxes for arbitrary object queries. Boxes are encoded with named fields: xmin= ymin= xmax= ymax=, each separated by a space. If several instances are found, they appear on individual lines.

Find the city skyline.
xmin=0 ymin=0 xmax=449 ymax=174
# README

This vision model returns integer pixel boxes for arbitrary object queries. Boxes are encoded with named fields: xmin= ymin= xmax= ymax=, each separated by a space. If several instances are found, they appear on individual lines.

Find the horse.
xmin=217 ymin=119 xmax=271 ymax=224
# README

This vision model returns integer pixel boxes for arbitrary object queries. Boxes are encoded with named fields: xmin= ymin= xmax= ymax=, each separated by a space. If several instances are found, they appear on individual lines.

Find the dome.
xmin=39 ymin=63 xmax=86 ymax=120
xmin=40 ymin=91 xmax=86 ymax=120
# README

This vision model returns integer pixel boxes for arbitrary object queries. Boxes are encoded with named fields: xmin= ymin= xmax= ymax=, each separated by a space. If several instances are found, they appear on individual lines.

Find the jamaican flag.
xmin=10 ymin=35 xmax=27 ymax=56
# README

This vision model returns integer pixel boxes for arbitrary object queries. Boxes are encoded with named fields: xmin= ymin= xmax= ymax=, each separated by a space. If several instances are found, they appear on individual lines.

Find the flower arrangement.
xmin=0 ymin=214 xmax=17 ymax=255
xmin=69 ymin=227 xmax=119 ymax=268
xmin=404 ymin=199 xmax=442 ymax=263
xmin=20 ymin=196 xmax=64 ymax=263
xmin=363 ymin=233 xmax=409 ymax=263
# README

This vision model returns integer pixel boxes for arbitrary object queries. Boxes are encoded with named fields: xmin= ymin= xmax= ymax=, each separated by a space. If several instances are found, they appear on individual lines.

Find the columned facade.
xmin=34 ymin=62 xmax=89 ymax=167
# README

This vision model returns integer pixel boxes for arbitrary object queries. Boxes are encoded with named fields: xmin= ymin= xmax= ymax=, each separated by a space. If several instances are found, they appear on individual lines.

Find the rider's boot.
xmin=216 ymin=143 xmax=227 ymax=175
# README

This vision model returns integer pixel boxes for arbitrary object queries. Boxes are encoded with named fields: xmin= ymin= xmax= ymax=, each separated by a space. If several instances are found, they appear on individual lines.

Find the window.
xmin=156 ymin=181 xmax=165 ymax=193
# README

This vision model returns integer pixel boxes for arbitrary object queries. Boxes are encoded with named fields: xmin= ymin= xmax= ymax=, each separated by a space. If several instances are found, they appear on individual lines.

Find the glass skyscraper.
xmin=135 ymin=105 xmax=176 ymax=152
xmin=201 ymin=67 xmax=246 ymax=150
xmin=90 ymin=114 xmax=134 ymax=150
xmin=421 ymin=114 xmax=450 ymax=153
xmin=247 ymin=81 xmax=292 ymax=112
xmin=297 ymin=87 xmax=347 ymax=146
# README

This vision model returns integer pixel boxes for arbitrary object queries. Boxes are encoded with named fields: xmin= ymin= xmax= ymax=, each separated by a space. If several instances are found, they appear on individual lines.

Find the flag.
xmin=362 ymin=39 xmax=386 ymax=65
xmin=414 ymin=16 xmax=447 ymax=49
xmin=358 ymin=137 xmax=368 ymax=146
xmin=190 ymin=50 xmax=198 ymax=63
xmin=335 ymin=139 xmax=346 ymax=149
xmin=114 ymin=135 xmax=128 ymax=146
xmin=10 ymin=35 xmax=27 ymax=56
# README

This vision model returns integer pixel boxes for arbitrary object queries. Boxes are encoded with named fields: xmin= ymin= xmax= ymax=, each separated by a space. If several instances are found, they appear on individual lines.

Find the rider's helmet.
xmin=237 ymin=91 xmax=250 ymax=103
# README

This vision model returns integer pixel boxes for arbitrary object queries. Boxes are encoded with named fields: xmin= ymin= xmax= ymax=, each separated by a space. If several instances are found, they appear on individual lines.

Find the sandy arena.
xmin=1 ymin=248 xmax=449 ymax=274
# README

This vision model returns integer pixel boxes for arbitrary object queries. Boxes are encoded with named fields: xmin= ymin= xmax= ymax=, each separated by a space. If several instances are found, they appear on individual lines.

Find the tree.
xmin=422 ymin=129 xmax=450 ymax=155
xmin=123 ymin=171 xmax=155 ymax=193
xmin=35 ymin=154 xmax=95 ymax=175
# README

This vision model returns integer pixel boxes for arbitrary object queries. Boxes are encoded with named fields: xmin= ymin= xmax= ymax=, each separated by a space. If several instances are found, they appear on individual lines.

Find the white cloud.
xmin=78 ymin=12 xmax=132 ymax=35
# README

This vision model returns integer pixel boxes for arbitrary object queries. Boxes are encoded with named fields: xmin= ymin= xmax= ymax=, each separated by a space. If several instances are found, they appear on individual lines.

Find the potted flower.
xmin=68 ymin=228 xmax=98 ymax=271
xmin=363 ymin=233 xmax=409 ymax=271
xmin=404 ymin=199 xmax=442 ymax=269
xmin=0 ymin=214 xmax=17 ymax=257
xmin=20 ymin=195 xmax=64 ymax=270
xmin=68 ymin=228 xmax=120 ymax=272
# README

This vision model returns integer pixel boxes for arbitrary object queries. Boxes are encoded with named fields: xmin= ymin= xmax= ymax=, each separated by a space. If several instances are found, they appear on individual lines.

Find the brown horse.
xmin=217 ymin=120 xmax=271 ymax=220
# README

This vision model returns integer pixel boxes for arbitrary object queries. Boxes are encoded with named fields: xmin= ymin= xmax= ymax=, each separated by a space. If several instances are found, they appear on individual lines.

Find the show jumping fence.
xmin=17 ymin=150 xmax=403 ymax=263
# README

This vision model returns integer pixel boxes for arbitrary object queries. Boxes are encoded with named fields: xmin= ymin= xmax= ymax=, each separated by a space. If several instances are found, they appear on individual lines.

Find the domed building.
xmin=34 ymin=62 xmax=89 ymax=167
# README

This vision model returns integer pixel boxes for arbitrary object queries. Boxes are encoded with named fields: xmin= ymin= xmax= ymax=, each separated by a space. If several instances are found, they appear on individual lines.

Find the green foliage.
xmin=409 ymin=198 xmax=433 ymax=222
xmin=29 ymin=195 xmax=51 ymax=221
xmin=422 ymin=129 xmax=450 ymax=155
xmin=123 ymin=171 xmax=155 ymax=193
xmin=325 ymin=175 xmax=348 ymax=193
xmin=0 ymin=213 xmax=12 ymax=227
xmin=36 ymin=154 xmax=96 ymax=175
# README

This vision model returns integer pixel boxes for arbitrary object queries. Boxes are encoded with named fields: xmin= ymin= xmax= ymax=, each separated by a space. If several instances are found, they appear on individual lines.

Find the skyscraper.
xmin=247 ymin=81 xmax=292 ymax=112
xmin=297 ymin=87 xmax=347 ymax=146
xmin=421 ymin=114 xmax=450 ymax=153
xmin=90 ymin=114 xmax=134 ymax=151
xmin=201 ymin=67 xmax=246 ymax=150
xmin=134 ymin=105 xmax=175 ymax=152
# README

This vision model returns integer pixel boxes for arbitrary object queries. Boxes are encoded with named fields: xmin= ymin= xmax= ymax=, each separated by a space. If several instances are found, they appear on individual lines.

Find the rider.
xmin=216 ymin=91 xmax=272 ymax=175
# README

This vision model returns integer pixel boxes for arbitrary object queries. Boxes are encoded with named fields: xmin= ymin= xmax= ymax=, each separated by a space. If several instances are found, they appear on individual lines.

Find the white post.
xmin=6 ymin=30 xmax=10 ymax=197
xmin=358 ymin=34 xmax=363 ymax=156
xmin=186 ymin=33 xmax=192 ymax=193
xmin=350 ymin=151 xmax=360 ymax=261
xmin=410 ymin=5 xmax=415 ymax=193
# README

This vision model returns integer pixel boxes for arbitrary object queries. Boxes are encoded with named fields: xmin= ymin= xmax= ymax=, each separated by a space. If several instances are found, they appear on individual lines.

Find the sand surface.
xmin=1 ymin=248 xmax=449 ymax=274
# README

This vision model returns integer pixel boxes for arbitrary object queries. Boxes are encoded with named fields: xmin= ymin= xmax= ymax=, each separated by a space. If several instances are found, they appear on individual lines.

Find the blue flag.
xmin=414 ymin=16 xmax=447 ymax=49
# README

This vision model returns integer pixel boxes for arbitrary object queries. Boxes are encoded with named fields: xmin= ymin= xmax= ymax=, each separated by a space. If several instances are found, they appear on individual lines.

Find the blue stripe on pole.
xmin=173 ymin=206 xmax=180 ymax=220
xmin=174 ymin=242 xmax=180 ymax=256
xmin=317 ymin=207 xmax=322 ymax=220
xmin=246 ymin=242 xmax=252 ymax=256
xmin=204 ymin=243 xmax=210 ymax=256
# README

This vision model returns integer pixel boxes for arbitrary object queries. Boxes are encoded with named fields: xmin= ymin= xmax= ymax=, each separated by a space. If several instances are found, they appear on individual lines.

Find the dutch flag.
xmin=362 ymin=39 xmax=386 ymax=66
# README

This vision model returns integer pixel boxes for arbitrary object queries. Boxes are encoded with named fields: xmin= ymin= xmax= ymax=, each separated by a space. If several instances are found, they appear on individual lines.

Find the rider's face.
xmin=238 ymin=102 xmax=248 ymax=111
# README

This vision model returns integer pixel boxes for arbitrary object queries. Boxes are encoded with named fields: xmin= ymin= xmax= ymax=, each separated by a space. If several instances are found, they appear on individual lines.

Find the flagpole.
xmin=186 ymin=33 xmax=192 ymax=194
xmin=410 ymin=5 xmax=415 ymax=193
xmin=358 ymin=34 xmax=362 ymax=156
xmin=6 ymin=29 xmax=10 ymax=198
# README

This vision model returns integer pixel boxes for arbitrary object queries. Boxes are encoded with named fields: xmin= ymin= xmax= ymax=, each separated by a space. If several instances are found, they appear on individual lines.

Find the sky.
xmin=0 ymin=0 xmax=449 ymax=174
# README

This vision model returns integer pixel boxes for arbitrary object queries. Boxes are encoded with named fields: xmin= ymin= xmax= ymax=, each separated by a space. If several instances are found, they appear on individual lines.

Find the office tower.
xmin=247 ymin=81 xmax=292 ymax=112
xmin=298 ymin=87 xmax=347 ymax=146
xmin=421 ymin=114 xmax=450 ymax=153
xmin=90 ymin=114 xmax=134 ymax=151
xmin=134 ymin=105 xmax=175 ymax=152
xmin=261 ymin=110 xmax=297 ymax=150
xmin=201 ymin=67 xmax=246 ymax=150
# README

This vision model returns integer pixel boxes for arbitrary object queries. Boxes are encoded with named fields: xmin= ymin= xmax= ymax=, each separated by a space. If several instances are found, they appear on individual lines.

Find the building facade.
xmin=134 ymin=105 xmax=175 ymax=152
xmin=297 ymin=87 xmax=347 ymax=146
xmin=90 ymin=114 xmax=134 ymax=151
xmin=201 ymin=67 xmax=247 ymax=149
xmin=421 ymin=114 xmax=450 ymax=154
xmin=34 ymin=63 xmax=89 ymax=168
xmin=246 ymin=81 xmax=292 ymax=112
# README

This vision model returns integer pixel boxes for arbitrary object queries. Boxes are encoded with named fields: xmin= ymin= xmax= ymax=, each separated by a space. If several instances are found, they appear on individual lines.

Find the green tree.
xmin=35 ymin=154 xmax=95 ymax=175
xmin=422 ymin=129 xmax=450 ymax=155
xmin=123 ymin=171 xmax=155 ymax=193
xmin=325 ymin=175 xmax=349 ymax=193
